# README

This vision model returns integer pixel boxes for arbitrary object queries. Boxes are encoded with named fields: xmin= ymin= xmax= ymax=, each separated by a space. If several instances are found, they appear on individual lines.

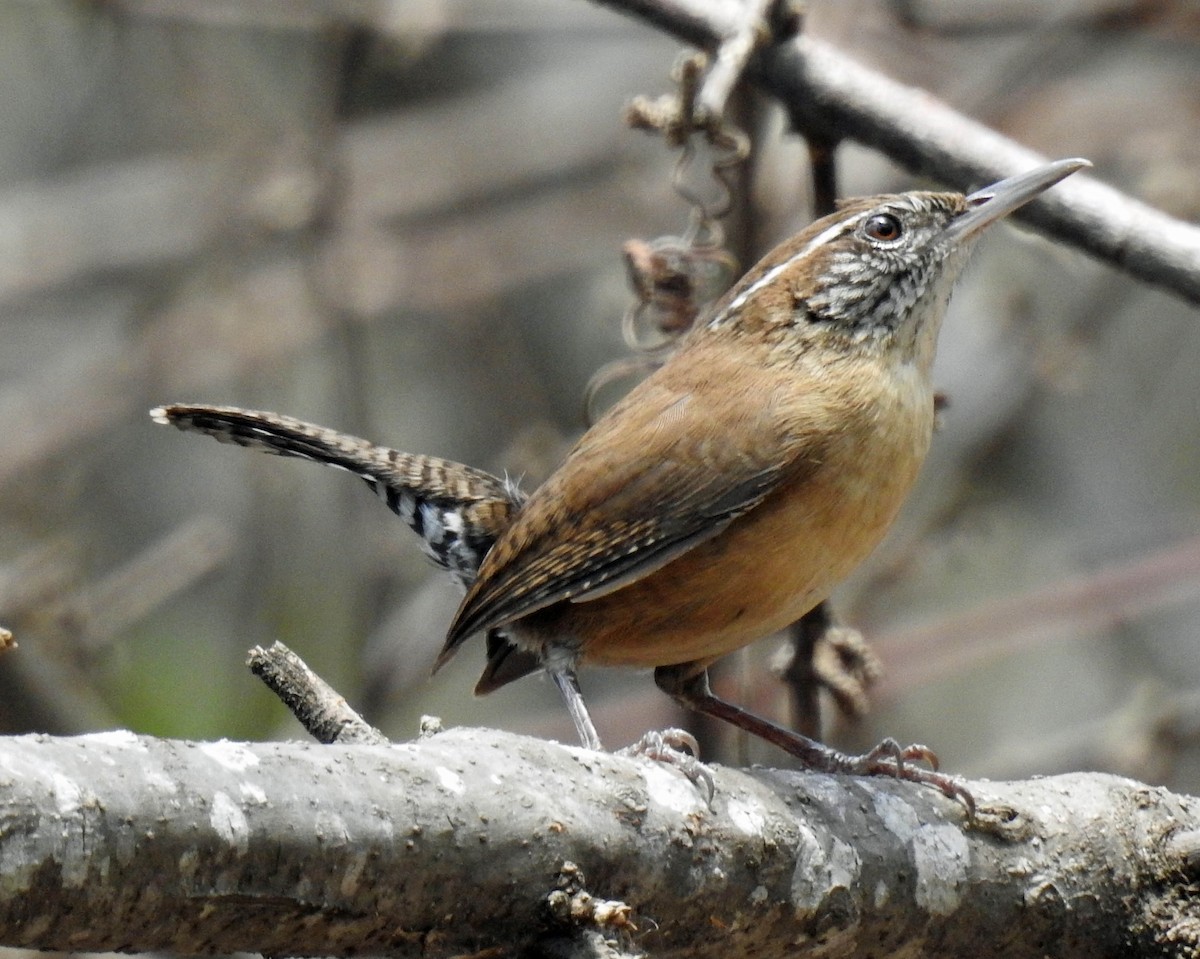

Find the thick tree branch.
xmin=0 ymin=729 xmax=1195 ymax=958
xmin=591 ymin=0 xmax=1200 ymax=307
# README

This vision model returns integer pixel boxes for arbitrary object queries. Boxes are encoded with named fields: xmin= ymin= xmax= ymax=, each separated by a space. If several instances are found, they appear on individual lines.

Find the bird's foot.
xmin=839 ymin=738 xmax=975 ymax=819
xmin=619 ymin=728 xmax=715 ymax=802
xmin=655 ymin=667 xmax=974 ymax=819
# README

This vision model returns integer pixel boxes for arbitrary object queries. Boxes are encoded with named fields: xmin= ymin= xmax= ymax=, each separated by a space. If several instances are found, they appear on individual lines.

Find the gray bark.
xmin=0 ymin=728 xmax=1196 ymax=957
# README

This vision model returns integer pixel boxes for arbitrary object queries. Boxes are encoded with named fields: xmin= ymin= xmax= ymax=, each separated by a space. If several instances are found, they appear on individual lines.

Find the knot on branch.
xmin=545 ymin=862 xmax=636 ymax=933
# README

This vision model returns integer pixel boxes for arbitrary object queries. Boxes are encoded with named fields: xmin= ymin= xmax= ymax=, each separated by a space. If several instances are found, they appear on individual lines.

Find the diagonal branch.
xmin=247 ymin=642 xmax=388 ymax=745
xmin=589 ymin=0 xmax=1200 ymax=306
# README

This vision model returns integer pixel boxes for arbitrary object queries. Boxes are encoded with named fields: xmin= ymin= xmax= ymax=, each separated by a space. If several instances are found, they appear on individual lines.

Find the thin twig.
xmin=779 ymin=606 xmax=824 ymax=739
xmin=805 ymin=135 xmax=839 ymax=218
xmin=593 ymin=0 xmax=744 ymax=49
xmin=694 ymin=0 xmax=775 ymax=122
xmin=247 ymin=641 xmax=387 ymax=745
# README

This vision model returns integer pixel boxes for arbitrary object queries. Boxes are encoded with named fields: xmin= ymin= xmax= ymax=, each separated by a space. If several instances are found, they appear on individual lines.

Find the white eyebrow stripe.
xmin=717 ymin=211 xmax=870 ymax=320
xmin=723 ymin=260 xmax=790 ymax=314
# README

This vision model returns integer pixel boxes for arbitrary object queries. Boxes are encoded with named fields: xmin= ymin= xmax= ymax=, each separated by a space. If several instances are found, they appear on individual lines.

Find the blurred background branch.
xmin=594 ymin=0 xmax=1200 ymax=305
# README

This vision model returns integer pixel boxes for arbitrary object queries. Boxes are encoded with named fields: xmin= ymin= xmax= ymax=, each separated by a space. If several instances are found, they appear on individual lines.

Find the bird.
xmin=153 ymin=157 xmax=1089 ymax=813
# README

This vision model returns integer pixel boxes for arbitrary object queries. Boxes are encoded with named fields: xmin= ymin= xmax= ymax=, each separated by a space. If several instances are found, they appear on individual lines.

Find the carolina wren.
xmin=154 ymin=157 xmax=1088 ymax=812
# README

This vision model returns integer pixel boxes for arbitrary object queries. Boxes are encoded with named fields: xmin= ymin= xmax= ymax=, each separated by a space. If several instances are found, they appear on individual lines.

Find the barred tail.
xmin=151 ymin=404 xmax=522 ymax=584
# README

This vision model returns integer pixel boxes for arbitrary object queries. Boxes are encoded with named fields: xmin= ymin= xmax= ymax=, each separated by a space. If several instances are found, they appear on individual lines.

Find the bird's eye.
xmin=863 ymin=213 xmax=903 ymax=242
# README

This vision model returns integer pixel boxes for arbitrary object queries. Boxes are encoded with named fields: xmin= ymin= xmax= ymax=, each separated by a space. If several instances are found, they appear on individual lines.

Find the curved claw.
xmin=846 ymin=739 xmax=974 ymax=820
xmin=620 ymin=727 xmax=701 ymax=759
xmin=901 ymin=767 xmax=976 ymax=821
xmin=856 ymin=738 xmax=940 ymax=774
xmin=898 ymin=743 xmax=940 ymax=772
xmin=620 ymin=728 xmax=714 ymax=803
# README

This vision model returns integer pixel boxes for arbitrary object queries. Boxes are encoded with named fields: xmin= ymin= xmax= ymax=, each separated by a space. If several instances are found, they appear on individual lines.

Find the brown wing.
xmin=438 ymin=346 xmax=819 ymax=665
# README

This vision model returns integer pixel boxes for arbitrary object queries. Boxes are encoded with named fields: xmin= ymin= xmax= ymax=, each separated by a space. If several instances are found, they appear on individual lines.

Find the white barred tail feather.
xmin=152 ymin=404 xmax=523 ymax=587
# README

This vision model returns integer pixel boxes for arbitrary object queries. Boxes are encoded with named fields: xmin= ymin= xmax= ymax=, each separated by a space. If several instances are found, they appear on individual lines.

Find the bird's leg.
xmin=655 ymin=664 xmax=975 ymax=818
xmin=547 ymin=663 xmax=714 ymax=797
xmin=548 ymin=664 xmax=603 ymax=751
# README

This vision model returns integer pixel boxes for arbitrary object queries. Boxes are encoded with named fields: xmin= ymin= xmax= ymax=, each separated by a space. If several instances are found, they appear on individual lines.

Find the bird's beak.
xmin=942 ymin=157 xmax=1091 ymax=244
